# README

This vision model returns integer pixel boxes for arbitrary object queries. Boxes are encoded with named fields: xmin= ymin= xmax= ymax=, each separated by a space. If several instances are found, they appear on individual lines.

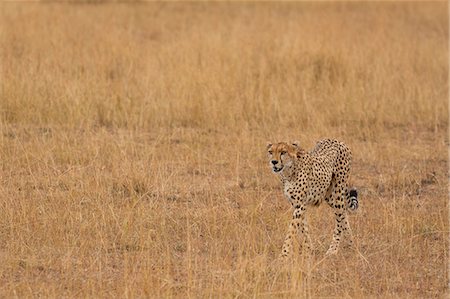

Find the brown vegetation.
xmin=0 ymin=2 xmax=448 ymax=298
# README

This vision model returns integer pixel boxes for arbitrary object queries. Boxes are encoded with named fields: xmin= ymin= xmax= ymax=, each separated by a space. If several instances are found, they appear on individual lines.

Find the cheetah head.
xmin=266 ymin=141 xmax=300 ymax=173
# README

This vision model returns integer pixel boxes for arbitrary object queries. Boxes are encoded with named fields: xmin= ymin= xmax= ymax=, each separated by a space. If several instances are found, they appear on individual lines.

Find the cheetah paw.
xmin=325 ymin=247 xmax=338 ymax=256
xmin=277 ymin=253 xmax=290 ymax=261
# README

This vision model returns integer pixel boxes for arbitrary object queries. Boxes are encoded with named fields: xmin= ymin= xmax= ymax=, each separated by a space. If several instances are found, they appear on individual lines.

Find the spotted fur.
xmin=267 ymin=139 xmax=359 ymax=257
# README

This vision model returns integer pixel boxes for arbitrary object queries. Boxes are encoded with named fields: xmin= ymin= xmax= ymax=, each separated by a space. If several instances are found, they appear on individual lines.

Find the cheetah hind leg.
xmin=323 ymin=178 xmax=341 ymax=255
xmin=299 ymin=216 xmax=312 ymax=254
xmin=326 ymin=198 xmax=347 ymax=256
xmin=326 ymin=199 xmax=354 ymax=255
xmin=342 ymin=188 xmax=358 ymax=248
xmin=341 ymin=215 xmax=354 ymax=249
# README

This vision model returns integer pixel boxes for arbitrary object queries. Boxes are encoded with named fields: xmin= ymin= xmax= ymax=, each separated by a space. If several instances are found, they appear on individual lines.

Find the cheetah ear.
xmin=292 ymin=141 xmax=300 ymax=148
xmin=266 ymin=142 xmax=272 ymax=149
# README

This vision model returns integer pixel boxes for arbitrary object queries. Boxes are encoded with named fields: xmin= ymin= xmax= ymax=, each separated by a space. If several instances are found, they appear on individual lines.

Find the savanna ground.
xmin=0 ymin=2 xmax=448 ymax=298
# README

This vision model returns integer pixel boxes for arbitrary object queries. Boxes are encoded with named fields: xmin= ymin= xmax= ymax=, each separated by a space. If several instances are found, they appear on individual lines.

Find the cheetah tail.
xmin=346 ymin=188 xmax=359 ymax=211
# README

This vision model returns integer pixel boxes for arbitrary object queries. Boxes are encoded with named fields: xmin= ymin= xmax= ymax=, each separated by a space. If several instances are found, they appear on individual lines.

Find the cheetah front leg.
xmin=280 ymin=205 xmax=309 ymax=258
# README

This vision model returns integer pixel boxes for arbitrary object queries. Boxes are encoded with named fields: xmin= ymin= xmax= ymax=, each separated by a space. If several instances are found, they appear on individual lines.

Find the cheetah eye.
xmin=268 ymin=151 xmax=273 ymax=155
xmin=281 ymin=151 xmax=286 ymax=155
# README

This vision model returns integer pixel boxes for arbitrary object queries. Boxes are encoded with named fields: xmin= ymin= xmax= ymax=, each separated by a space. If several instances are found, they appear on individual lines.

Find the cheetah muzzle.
xmin=272 ymin=165 xmax=283 ymax=173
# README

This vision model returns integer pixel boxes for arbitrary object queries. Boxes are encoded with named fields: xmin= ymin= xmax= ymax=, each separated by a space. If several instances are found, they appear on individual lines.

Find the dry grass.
xmin=0 ymin=2 xmax=448 ymax=298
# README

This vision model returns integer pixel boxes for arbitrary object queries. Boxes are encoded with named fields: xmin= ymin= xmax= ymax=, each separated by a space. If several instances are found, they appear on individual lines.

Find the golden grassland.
xmin=0 ymin=2 xmax=448 ymax=298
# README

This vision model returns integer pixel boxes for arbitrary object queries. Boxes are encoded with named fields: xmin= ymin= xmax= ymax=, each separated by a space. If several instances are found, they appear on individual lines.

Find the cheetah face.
xmin=266 ymin=142 xmax=299 ymax=173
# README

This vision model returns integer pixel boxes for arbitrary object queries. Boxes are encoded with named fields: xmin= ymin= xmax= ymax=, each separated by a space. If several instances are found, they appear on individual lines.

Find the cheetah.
xmin=266 ymin=139 xmax=358 ymax=257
